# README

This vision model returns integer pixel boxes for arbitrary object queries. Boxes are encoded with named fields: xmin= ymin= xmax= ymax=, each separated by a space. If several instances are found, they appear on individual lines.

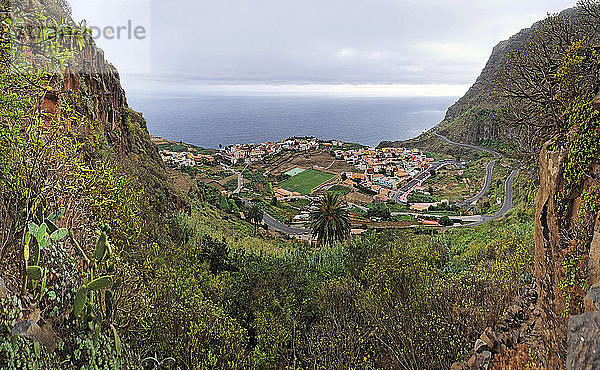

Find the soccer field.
xmin=280 ymin=169 xmax=336 ymax=195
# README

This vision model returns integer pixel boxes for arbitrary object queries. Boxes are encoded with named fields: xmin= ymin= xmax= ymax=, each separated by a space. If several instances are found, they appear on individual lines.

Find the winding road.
xmin=464 ymin=168 xmax=518 ymax=227
xmin=241 ymin=199 xmax=311 ymax=235
xmin=431 ymin=131 xmax=519 ymax=227
xmin=223 ymin=164 xmax=248 ymax=194
xmin=432 ymin=131 xmax=501 ymax=158
xmin=457 ymin=159 xmax=497 ymax=208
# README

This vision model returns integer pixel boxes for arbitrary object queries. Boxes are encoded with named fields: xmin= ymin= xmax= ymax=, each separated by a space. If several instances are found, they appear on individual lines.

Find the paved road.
xmin=432 ymin=131 xmax=519 ymax=227
xmin=223 ymin=164 xmax=247 ymax=194
xmin=393 ymin=160 xmax=458 ymax=203
xmin=457 ymin=159 xmax=497 ymax=207
xmin=433 ymin=130 xmax=501 ymax=207
xmin=262 ymin=211 xmax=312 ymax=235
xmin=390 ymin=212 xmax=484 ymax=223
xmin=433 ymin=131 xmax=501 ymax=158
xmin=242 ymin=199 xmax=312 ymax=235
xmin=464 ymin=169 xmax=518 ymax=227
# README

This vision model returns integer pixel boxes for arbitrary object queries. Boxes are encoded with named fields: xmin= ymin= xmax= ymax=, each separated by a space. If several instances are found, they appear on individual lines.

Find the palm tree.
xmin=310 ymin=193 xmax=351 ymax=246
xmin=248 ymin=204 xmax=263 ymax=235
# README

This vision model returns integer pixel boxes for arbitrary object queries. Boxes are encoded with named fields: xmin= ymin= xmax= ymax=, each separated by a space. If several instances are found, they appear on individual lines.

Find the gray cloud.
xmin=71 ymin=0 xmax=575 ymax=94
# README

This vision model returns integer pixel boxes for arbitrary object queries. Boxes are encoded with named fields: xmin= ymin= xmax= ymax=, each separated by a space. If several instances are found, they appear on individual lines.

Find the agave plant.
xmin=309 ymin=192 xmax=351 ymax=246
xmin=141 ymin=353 xmax=176 ymax=369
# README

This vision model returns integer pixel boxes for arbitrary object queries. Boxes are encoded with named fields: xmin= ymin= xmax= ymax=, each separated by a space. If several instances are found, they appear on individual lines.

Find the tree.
xmin=219 ymin=196 xmax=230 ymax=212
xmin=367 ymin=203 xmax=391 ymax=221
xmin=310 ymin=193 xmax=351 ymax=246
xmin=248 ymin=204 xmax=263 ymax=235
xmin=230 ymin=199 xmax=240 ymax=214
xmin=577 ymin=0 xmax=600 ymax=34
xmin=495 ymin=8 xmax=600 ymax=158
xmin=439 ymin=216 xmax=453 ymax=227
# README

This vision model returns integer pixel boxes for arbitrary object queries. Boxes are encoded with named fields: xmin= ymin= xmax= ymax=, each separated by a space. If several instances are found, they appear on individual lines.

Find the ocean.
xmin=128 ymin=95 xmax=457 ymax=149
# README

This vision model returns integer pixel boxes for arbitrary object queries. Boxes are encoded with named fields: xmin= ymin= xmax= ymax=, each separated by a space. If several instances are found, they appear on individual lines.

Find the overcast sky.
xmin=70 ymin=0 xmax=575 ymax=97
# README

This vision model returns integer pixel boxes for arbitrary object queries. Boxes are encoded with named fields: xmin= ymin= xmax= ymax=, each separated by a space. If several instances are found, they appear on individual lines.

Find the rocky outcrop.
xmin=566 ymin=283 xmax=600 ymax=369
xmin=381 ymin=9 xmax=579 ymax=151
xmin=379 ymin=23 xmax=535 ymax=151
xmin=527 ymin=46 xmax=600 ymax=367
xmin=533 ymin=140 xmax=570 ymax=358
xmin=11 ymin=319 xmax=58 ymax=352
xmin=56 ymin=43 xmax=152 ymax=159
xmin=453 ymin=38 xmax=600 ymax=370
xmin=14 ymin=1 xmax=161 ymax=163
xmin=451 ymin=280 xmax=539 ymax=369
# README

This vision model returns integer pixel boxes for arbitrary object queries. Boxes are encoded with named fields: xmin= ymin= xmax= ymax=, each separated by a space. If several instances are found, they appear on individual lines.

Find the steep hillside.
xmin=0 ymin=1 xmax=187 ymax=368
xmin=381 ymin=8 xmax=576 ymax=154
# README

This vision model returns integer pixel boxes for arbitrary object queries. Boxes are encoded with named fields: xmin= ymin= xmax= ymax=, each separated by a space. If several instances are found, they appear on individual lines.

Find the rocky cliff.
xmin=380 ymin=9 xmax=576 ymax=152
xmin=31 ymin=5 xmax=160 ymax=163
xmin=531 ymin=44 xmax=600 ymax=366
xmin=5 ymin=0 xmax=187 ymax=216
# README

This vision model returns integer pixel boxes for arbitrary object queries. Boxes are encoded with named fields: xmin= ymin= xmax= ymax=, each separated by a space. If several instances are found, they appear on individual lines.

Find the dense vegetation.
xmin=141 ymin=201 xmax=534 ymax=369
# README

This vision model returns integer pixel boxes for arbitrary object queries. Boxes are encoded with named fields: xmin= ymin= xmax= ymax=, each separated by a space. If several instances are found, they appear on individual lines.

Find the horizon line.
xmin=126 ymin=83 xmax=471 ymax=98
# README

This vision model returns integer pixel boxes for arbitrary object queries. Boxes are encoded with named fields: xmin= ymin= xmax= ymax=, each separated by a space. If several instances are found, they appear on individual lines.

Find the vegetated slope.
xmin=4 ymin=0 xmax=596 ymax=368
xmin=0 ymin=1 xmax=187 ymax=368
xmin=146 ymin=195 xmax=536 ymax=369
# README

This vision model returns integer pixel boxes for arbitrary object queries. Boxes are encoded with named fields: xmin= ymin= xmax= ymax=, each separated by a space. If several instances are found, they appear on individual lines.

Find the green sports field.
xmin=280 ymin=169 xmax=336 ymax=195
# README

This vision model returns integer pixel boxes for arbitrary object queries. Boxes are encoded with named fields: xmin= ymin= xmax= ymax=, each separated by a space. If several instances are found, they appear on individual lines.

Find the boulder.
xmin=12 ymin=319 xmax=58 ymax=352
xmin=584 ymin=282 xmax=600 ymax=311
xmin=481 ymin=350 xmax=492 ymax=360
xmin=451 ymin=362 xmax=465 ymax=370
xmin=0 ymin=277 xmax=6 ymax=299
xmin=480 ymin=327 xmax=497 ymax=349
xmin=566 ymin=311 xmax=600 ymax=370
xmin=467 ymin=355 xmax=477 ymax=368
xmin=474 ymin=339 xmax=489 ymax=353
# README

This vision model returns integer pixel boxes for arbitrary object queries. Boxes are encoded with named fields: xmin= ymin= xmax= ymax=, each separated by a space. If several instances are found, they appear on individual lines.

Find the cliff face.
xmin=533 ymin=52 xmax=600 ymax=362
xmin=379 ymin=24 xmax=536 ymax=151
xmin=534 ymin=141 xmax=569 ymax=357
xmin=51 ymin=42 xmax=158 ymax=162
xmin=27 ymin=0 xmax=185 ymax=213
xmin=9 ymin=0 xmax=159 ymax=164
xmin=437 ymin=9 xmax=577 ymax=147
xmin=534 ymin=140 xmax=600 ymax=362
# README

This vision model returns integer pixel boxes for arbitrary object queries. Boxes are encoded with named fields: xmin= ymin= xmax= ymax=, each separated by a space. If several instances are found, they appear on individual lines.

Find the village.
xmin=148 ymin=134 xmax=499 ymax=232
xmin=332 ymin=146 xmax=436 ymax=202
xmin=152 ymin=135 xmax=438 ymax=204
xmin=151 ymin=135 xmax=217 ymax=167
xmin=223 ymin=138 xmax=321 ymax=164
